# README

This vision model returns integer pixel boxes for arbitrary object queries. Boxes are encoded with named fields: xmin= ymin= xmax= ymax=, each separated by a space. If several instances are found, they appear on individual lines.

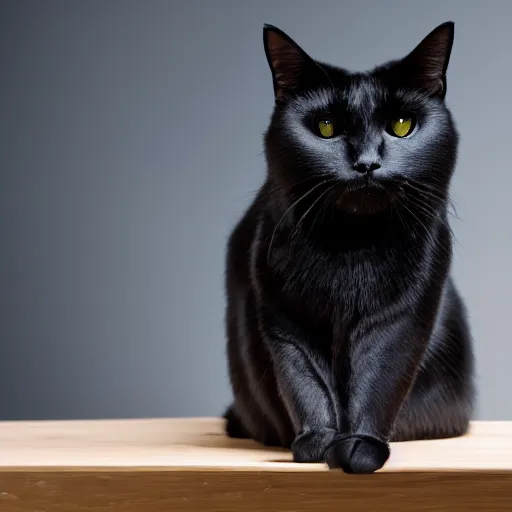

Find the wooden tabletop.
xmin=0 ymin=417 xmax=510 ymax=472
xmin=1 ymin=418 xmax=512 ymax=511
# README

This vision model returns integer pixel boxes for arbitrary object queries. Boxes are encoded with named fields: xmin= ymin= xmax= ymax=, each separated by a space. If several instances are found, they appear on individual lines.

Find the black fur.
xmin=224 ymin=22 xmax=475 ymax=474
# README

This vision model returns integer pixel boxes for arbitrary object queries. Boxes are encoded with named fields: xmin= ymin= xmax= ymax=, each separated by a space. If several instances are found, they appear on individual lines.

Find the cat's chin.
xmin=335 ymin=186 xmax=395 ymax=216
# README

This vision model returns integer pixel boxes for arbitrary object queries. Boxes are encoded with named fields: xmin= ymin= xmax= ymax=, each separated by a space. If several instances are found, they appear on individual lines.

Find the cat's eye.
xmin=387 ymin=116 xmax=416 ymax=138
xmin=317 ymin=119 xmax=335 ymax=138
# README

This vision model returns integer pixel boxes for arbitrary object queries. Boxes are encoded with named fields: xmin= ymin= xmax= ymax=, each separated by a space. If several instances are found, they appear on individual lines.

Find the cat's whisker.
xmin=316 ymin=186 xmax=338 ymax=232
xmin=403 ymin=186 xmax=461 ymax=243
xmin=404 ymin=177 xmax=459 ymax=214
xmin=264 ymin=173 xmax=332 ymax=198
xmin=396 ymin=198 xmax=437 ymax=248
xmin=266 ymin=179 xmax=335 ymax=262
xmin=392 ymin=202 xmax=409 ymax=232
xmin=404 ymin=196 xmax=439 ymax=220
xmin=404 ymin=180 xmax=445 ymax=202
xmin=404 ymin=197 xmax=458 ymax=250
xmin=292 ymin=183 xmax=339 ymax=239
xmin=404 ymin=180 xmax=461 ymax=222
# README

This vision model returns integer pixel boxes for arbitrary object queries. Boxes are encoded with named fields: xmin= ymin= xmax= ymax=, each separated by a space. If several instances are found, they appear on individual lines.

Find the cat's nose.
xmin=352 ymin=160 xmax=381 ymax=175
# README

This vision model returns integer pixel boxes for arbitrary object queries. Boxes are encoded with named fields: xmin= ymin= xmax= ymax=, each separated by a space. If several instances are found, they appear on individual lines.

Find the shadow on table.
xmin=184 ymin=431 xmax=291 ymax=454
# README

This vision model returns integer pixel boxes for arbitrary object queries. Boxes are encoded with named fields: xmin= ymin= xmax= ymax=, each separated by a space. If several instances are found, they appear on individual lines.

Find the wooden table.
xmin=0 ymin=418 xmax=511 ymax=511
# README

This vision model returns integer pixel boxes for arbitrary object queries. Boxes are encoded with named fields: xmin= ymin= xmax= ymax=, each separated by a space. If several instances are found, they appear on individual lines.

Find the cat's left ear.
xmin=263 ymin=24 xmax=317 ymax=101
xmin=399 ymin=21 xmax=455 ymax=98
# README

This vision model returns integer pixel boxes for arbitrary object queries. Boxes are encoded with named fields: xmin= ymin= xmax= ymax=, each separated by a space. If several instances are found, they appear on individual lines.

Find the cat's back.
xmin=225 ymin=183 xmax=267 ymax=293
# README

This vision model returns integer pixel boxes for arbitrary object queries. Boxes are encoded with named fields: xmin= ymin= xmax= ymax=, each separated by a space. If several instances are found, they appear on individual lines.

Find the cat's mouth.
xmin=335 ymin=178 xmax=399 ymax=215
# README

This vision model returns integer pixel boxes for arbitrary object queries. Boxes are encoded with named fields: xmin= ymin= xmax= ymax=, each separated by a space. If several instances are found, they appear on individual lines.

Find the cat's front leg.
xmin=262 ymin=309 xmax=342 ymax=463
xmin=326 ymin=317 xmax=430 ymax=474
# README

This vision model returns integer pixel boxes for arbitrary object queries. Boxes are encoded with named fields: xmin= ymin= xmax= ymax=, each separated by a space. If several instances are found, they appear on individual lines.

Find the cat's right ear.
xmin=263 ymin=25 xmax=316 ymax=101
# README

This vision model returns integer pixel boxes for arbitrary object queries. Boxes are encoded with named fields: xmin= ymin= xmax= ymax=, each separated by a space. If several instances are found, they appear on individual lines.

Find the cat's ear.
xmin=263 ymin=24 xmax=316 ymax=101
xmin=399 ymin=22 xmax=455 ymax=98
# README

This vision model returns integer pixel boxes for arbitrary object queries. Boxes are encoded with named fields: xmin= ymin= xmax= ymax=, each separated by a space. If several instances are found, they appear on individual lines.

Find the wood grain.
xmin=1 ymin=418 xmax=512 ymax=510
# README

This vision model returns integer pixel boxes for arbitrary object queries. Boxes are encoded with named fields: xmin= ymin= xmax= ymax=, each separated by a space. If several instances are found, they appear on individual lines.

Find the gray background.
xmin=1 ymin=0 xmax=509 ymax=421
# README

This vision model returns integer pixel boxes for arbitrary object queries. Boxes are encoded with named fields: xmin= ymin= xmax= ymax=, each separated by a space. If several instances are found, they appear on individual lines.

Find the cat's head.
xmin=263 ymin=22 xmax=458 ymax=217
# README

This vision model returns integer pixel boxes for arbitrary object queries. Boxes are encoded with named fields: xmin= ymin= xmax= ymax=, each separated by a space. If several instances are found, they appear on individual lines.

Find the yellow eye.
xmin=390 ymin=117 xmax=414 ymax=138
xmin=318 ymin=120 xmax=334 ymax=138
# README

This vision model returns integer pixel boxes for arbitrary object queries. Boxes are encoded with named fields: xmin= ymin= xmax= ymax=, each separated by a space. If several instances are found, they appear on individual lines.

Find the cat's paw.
xmin=324 ymin=434 xmax=390 ymax=474
xmin=291 ymin=428 xmax=339 ymax=463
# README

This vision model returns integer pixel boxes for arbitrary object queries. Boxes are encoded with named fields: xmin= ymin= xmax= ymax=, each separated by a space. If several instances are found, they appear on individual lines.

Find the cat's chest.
xmin=265 ymin=243 xmax=417 ymax=316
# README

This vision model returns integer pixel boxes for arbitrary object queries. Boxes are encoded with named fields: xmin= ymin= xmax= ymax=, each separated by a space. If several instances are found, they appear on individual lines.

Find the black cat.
xmin=224 ymin=21 xmax=474 ymax=474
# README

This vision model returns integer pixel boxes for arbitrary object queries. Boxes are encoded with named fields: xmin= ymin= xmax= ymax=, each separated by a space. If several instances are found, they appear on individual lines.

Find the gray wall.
xmin=1 ymin=0 xmax=510 ymax=421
